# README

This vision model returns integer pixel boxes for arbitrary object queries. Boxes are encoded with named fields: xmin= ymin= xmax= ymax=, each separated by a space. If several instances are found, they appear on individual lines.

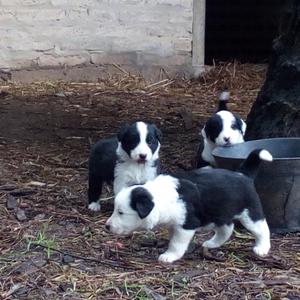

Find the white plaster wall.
xmin=0 ymin=0 xmax=194 ymax=80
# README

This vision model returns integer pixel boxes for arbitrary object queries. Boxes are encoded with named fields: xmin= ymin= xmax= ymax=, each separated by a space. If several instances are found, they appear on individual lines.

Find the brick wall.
xmin=0 ymin=0 xmax=193 ymax=81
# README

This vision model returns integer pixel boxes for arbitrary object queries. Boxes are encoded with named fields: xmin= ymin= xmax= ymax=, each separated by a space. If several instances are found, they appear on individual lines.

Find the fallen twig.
xmin=33 ymin=244 xmax=141 ymax=271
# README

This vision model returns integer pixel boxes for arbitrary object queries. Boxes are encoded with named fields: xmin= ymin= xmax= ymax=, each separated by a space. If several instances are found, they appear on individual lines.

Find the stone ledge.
xmin=7 ymin=62 xmax=193 ymax=83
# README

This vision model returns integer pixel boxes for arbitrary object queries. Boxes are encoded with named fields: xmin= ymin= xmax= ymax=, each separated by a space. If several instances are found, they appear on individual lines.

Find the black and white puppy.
xmin=196 ymin=91 xmax=247 ymax=168
xmin=106 ymin=149 xmax=272 ymax=263
xmin=88 ymin=121 xmax=162 ymax=211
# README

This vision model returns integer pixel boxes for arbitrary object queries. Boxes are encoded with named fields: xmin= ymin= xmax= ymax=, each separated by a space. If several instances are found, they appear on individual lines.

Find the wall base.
xmin=4 ymin=63 xmax=195 ymax=83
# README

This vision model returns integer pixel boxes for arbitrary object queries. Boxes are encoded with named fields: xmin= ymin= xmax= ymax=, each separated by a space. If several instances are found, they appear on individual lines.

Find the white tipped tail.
xmin=238 ymin=148 xmax=273 ymax=179
xmin=217 ymin=91 xmax=230 ymax=112
xmin=219 ymin=91 xmax=230 ymax=101
xmin=259 ymin=150 xmax=273 ymax=162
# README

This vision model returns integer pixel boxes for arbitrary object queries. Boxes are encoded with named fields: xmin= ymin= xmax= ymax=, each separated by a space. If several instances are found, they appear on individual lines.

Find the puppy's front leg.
xmin=159 ymin=226 xmax=195 ymax=263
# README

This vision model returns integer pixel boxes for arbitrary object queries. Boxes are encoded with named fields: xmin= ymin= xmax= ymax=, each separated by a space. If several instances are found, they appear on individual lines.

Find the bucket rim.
xmin=212 ymin=137 xmax=300 ymax=161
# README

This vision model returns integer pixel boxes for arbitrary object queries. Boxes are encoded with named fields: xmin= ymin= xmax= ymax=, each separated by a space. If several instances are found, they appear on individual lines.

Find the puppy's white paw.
xmin=201 ymin=166 xmax=213 ymax=170
xmin=158 ymin=252 xmax=181 ymax=263
xmin=88 ymin=202 xmax=101 ymax=211
xmin=253 ymin=244 xmax=270 ymax=257
xmin=202 ymin=240 xmax=218 ymax=249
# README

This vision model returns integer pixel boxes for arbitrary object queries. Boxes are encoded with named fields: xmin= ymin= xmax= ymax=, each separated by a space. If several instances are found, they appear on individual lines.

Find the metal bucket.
xmin=212 ymin=138 xmax=300 ymax=233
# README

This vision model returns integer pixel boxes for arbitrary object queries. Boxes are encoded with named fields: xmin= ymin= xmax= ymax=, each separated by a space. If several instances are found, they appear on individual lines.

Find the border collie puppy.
xmin=196 ymin=91 xmax=247 ymax=168
xmin=88 ymin=121 xmax=162 ymax=211
xmin=106 ymin=149 xmax=272 ymax=263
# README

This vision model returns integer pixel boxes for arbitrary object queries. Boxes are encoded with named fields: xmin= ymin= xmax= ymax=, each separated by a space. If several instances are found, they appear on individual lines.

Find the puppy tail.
xmin=238 ymin=149 xmax=273 ymax=179
xmin=217 ymin=90 xmax=230 ymax=112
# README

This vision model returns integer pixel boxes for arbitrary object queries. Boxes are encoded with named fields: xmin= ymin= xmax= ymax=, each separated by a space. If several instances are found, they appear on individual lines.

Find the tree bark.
xmin=246 ymin=0 xmax=300 ymax=139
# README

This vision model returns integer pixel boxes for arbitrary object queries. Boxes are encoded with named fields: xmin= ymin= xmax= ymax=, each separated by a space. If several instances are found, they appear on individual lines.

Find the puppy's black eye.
xmin=118 ymin=210 xmax=124 ymax=215
xmin=146 ymin=136 xmax=155 ymax=145
xmin=231 ymin=124 xmax=238 ymax=130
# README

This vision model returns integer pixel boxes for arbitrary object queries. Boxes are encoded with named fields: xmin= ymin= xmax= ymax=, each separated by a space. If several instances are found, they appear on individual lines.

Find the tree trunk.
xmin=246 ymin=0 xmax=300 ymax=139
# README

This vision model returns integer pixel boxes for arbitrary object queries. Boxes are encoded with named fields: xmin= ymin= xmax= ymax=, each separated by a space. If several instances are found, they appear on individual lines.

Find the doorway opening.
xmin=205 ymin=0 xmax=283 ymax=64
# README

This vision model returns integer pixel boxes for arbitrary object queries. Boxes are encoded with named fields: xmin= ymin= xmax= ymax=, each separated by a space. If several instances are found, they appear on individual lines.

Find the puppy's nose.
xmin=105 ymin=224 xmax=110 ymax=231
xmin=139 ymin=154 xmax=147 ymax=160
xmin=224 ymin=137 xmax=230 ymax=143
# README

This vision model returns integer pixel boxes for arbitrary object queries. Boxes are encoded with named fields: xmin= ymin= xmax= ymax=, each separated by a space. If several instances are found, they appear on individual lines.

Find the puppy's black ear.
xmin=130 ymin=187 xmax=154 ymax=219
xmin=235 ymin=117 xmax=247 ymax=135
xmin=203 ymin=118 xmax=213 ymax=141
xmin=151 ymin=124 xmax=162 ymax=142
xmin=203 ymin=114 xmax=222 ymax=143
xmin=117 ymin=124 xmax=129 ymax=142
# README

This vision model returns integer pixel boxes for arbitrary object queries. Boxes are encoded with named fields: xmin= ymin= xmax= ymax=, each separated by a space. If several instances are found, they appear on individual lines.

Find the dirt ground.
xmin=1 ymin=63 xmax=300 ymax=300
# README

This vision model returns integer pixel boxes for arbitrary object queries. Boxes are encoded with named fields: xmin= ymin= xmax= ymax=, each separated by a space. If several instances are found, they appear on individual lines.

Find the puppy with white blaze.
xmin=196 ymin=91 xmax=247 ymax=168
xmin=88 ymin=121 xmax=162 ymax=212
xmin=106 ymin=149 xmax=272 ymax=263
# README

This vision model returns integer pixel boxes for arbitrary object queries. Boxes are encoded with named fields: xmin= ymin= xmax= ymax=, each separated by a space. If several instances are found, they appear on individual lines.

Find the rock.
xmin=34 ymin=213 xmax=46 ymax=221
xmin=16 ymin=208 xmax=27 ymax=221
xmin=55 ymin=92 xmax=66 ymax=97
xmin=62 ymin=255 xmax=75 ymax=264
xmin=31 ymin=255 xmax=47 ymax=268
xmin=7 ymin=195 xmax=18 ymax=209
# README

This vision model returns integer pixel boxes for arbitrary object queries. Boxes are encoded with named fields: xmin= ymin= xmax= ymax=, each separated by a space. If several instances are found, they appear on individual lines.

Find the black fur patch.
xmin=146 ymin=124 xmax=162 ymax=154
xmin=176 ymin=168 xmax=265 ymax=230
xmin=130 ymin=187 xmax=155 ymax=219
xmin=88 ymin=137 xmax=118 ymax=203
xmin=217 ymin=101 xmax=228 ymax=112
xmin=204 ymin=114 xmax=223 ymax=143
xmin=233 ymin=116 xmax=244 ymax=134
xmin=118 ymin=123 xmax=141 ymax=157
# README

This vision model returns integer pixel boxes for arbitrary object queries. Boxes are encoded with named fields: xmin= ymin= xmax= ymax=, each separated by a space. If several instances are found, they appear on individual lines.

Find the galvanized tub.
xmin=212 ymin=138 xmax=300 ymax=233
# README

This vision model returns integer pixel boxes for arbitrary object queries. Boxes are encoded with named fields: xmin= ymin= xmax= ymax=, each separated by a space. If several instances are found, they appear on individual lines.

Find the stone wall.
xmin=0 ymin=0 xmax=194 ymax=82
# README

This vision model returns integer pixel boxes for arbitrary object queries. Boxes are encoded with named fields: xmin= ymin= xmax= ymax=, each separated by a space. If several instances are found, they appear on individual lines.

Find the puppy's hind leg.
xmin=159 ymin=227 xmax=195 ymax=263
xmin=88 ymin=173 xmax=103 ymax=211
xmin=202 ymin=223 xmax=234 ymax=249
xmin=239 ymin=213 xmax=270 ymax=257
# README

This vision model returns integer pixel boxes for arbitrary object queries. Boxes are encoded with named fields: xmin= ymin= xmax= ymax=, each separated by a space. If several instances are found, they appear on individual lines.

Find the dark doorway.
xmin=205 ymin=0 xmax=283 ymax=64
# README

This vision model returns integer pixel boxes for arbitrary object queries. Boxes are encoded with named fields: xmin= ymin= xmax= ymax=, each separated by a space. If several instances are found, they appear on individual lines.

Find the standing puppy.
xmin=106 ymin=149 xmax=272 ymax=263
xmin=88 ymin=121 xmax=162 ymax=211
xmin=197 ymin=91 xmax=247 ymax=168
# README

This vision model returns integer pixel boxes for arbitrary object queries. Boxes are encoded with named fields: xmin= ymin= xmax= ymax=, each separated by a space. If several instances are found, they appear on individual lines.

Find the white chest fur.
xmin=113 ymin=161 xmax=157 ymax=195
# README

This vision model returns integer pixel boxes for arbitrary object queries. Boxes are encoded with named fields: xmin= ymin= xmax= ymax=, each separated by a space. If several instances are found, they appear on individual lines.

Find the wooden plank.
xmin=192 ymin=0 xmax=206 ymax=77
